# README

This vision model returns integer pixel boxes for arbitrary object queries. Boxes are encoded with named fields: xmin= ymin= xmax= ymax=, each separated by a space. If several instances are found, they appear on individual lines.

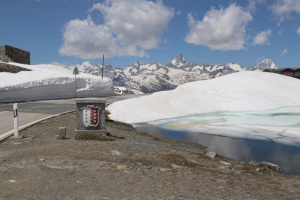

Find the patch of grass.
xmin=158 ymin=151 xmax=198 ymax=167
xmin=231 ymin=165 xmax=249 ymax=171
xmin=56 ymin=136 xmax=66 ymax=140
xmin=74 ymin=134 xmax=118 ymax=141
xmin=136 ymin=131 xmax=163 ymax=141
xmin=195 ymin=152 xmax=215 ymax=161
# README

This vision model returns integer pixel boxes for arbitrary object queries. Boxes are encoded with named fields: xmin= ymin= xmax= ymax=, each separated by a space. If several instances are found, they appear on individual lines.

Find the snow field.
xmin=108 ymin=71 xmax=300 ymax=124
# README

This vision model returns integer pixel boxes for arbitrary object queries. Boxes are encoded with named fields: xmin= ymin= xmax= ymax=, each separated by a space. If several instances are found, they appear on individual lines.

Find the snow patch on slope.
xmin=107 ymin=71 xmax=300 ymax=124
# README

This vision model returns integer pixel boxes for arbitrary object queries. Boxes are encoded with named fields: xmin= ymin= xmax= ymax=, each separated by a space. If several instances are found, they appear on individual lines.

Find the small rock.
xmin=260 ymin=162 xmax=280 ymax=172
xmin=249 ymin=161 xmax=259 ymax=166
xmin=117 ymin=165 xmax=126 ymax=170
xmin=40 ymin=159 xmax=45 ymax=162
xmin=160 ymin=168 xmax=171 ymax=172
xmin=9 ymin=180 xmax=16 ymax=183
xmin=205 ymin=151 xmax=217 ymax=159
xmin=170 ymin=164 xmax=182 ymax=169
xmin=0 ymin=167 xmax=7 ymax=171
xmin=111 ymin=150 xmax=121 ymax=156
xmin=233 ymin=165 xmax=246 ymax=170
xmin=219 ymin=161 xmax=231 ymax=166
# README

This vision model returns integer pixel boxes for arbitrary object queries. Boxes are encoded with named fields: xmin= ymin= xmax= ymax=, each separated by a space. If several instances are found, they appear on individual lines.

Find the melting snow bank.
xmin=0 ymin=62 xmax=114 ymax=102
xmin=108 ymin=71 xmax=300 ymax=123
xmin=107 ymin=71 xmax=300 ymax=144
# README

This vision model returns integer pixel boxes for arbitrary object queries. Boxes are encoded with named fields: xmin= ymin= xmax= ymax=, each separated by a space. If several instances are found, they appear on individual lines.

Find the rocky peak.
xmin=80 ymin=61 xmax=93 ymax=67
xmin=253 ymin=59 xmax=278 ymax=70
xmin=130 ymin=61 xmax=145 ymax=69
xmin=169 ymin=54 xmax=187 ymax=67
xmin=104 ymin=64 xmax=115 ymax=70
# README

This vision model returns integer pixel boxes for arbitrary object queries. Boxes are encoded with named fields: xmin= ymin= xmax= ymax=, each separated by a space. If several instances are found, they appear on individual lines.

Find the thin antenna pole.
xmin=102 ymin=55 xmax=104 ymax=80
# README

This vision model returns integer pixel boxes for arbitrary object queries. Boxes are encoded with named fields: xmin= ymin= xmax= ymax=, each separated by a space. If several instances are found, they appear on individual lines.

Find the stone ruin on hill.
xmin=0 ymin=45 xmax=30 ymax=65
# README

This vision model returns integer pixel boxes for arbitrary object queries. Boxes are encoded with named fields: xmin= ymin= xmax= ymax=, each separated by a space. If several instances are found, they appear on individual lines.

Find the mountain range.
xmin=65 ymin=55 xmax=278 ymax=93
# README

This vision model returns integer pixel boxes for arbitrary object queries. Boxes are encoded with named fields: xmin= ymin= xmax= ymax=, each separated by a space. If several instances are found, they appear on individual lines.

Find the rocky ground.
xmin=0 ymin=63 xmax=31 ymax=73
xmin=0 ymin=112 xmax=299 ymax=200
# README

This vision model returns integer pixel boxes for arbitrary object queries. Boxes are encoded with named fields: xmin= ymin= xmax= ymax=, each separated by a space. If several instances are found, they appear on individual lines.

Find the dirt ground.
xmin=0 ymin=112 xmax=299 ymax=200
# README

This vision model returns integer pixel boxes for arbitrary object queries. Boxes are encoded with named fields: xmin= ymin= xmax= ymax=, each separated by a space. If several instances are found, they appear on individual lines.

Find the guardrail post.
xmin=13 ymin=103 xmax=19 ymax=137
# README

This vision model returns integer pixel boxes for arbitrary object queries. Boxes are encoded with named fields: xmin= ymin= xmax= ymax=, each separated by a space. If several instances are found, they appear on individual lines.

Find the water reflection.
xmin=134 ymin=124 xmax=300 ymax=175
xmin=151 ymin=106 xmax=300 ymax=145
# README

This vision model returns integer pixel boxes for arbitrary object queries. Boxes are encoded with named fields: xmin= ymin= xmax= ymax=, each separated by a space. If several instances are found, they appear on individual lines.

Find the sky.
xmin=1 ymin=0 xmax=300 ymax=68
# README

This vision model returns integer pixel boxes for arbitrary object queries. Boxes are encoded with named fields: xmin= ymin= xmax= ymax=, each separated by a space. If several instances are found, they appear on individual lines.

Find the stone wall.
xmin=0 ymin=45 xmax=30 ymax=65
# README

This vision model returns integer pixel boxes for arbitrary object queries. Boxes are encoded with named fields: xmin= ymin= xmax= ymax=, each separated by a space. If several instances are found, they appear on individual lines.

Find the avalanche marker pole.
xmin=13 ymin=103 xmax=19 ymax=137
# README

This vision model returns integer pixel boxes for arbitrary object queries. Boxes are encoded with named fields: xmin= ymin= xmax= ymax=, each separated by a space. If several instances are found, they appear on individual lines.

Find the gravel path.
xmin=0 ymin=112 xmax=299 ymax=200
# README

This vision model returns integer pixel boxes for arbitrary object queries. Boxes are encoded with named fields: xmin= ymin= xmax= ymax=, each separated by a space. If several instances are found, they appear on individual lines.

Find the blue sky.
xmin=1 ymin=0 xmax=300 ymax=68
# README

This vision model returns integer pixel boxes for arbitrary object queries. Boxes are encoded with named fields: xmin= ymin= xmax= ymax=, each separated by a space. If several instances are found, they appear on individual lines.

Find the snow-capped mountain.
xmin=65 ymin=62 xmax=102 ymax=76
xmin=168 ymin=54 xmax=187 ymax=67
xmin=249 ymin=59 xmax=278 ymax=71
xmin=65 ymin=54 xmax=278 ymax=93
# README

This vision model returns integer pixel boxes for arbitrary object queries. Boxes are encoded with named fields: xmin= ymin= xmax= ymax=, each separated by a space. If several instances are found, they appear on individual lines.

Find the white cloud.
xmin=270 ymin=0 xmax=300 ymax=22
xmin=90 ymin=0 xmax=174 ymax=49
xmin=247 ymin=0 xmax=266 ymax=13
xmin=59 ymin=18 xmax=126 ymax=59
xmin=252 ymin=29 xmax=272 ymax=45
xmin=280 ymin=48 xmax=288 ymax=57
xmin=247 ymin=1 xmax=257 ymax=13
xmin=297 ymin=27 xmax=300 ymax=35
xmin=185 ymin=4 xmax=252 ymax=51
xmin=60 ymin=0 xmax=174 ymax=59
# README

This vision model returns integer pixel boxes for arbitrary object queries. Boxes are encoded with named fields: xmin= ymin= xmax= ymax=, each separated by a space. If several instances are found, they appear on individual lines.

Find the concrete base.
xmin=75 ymin=129 xmax=107 ymax=136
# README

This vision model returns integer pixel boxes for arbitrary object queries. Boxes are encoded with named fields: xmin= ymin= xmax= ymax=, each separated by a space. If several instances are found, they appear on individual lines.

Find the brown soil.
xmin=0 ymin=112 xmax=299 ymax=199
